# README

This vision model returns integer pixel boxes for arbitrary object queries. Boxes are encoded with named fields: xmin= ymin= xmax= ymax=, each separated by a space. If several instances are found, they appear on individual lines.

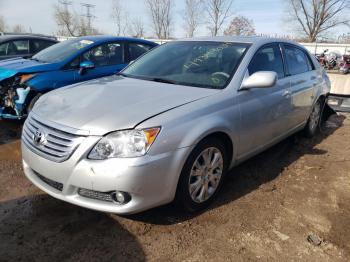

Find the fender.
xmin=138 ymin=92 xmax=240 ymax=165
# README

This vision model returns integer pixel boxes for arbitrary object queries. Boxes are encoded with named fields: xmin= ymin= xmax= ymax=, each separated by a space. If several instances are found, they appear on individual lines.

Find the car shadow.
xmin=0 ymin=119 xmax=22 ymax=145
xmin=127 ymin=113 xmax=346 ymax=225
xmin=0 ymin=195 xmax=145 ymax=262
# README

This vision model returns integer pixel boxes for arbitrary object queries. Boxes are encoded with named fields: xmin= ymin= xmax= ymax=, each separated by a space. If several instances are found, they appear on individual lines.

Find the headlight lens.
xmin=88 ymin=127 xmax=160 ymax=159
xmin=19 ymin=74 xmax=37 ymax=84
xmin=327 ymin=98 xmax=340 ymax=106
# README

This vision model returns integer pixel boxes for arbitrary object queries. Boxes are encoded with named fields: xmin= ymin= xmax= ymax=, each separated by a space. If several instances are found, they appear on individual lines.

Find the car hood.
xmin=0 ymin=58 xmax=59 ymax=81
xmin=33 ymin=75 xmax=221 ymax=135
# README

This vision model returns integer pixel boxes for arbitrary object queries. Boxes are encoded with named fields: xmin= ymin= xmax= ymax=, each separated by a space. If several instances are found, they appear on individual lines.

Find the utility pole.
xmin=59 ymin=0 xmax=73 ymax=12
xmin=81 ymin=2 xmax=96 ymax=35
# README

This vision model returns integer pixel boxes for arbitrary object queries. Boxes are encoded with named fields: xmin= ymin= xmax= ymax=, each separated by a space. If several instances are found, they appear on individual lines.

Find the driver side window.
xmin=248 ymin=44 xmax=285 ymax=79
xmin=82 ymin=42 xmax=124 ymax=67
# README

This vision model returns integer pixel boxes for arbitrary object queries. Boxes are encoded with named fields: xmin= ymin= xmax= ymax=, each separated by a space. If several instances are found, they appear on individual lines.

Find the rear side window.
xmin=284 ymin=45 xmax=310 ymax=75
xmin=128 ymin=43 xmax=153 ymax=62
xmin=31 ymin=40 xmax=55 ymax=53
xmin=305 ymin=52 xmax=315 ymax=71
xmin=248 ymin=44 xmax=285 ymax=79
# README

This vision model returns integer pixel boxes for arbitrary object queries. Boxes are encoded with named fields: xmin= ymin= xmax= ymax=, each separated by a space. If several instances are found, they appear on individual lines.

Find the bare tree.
xmin=0 ymin=15 xmax=6 ymax=32
xmin=286 ymin=0 xmax=350 ymax=42
xmin=145 ymin=0 xmax=173 ymax=39
xmin=77 ymin=17 xmax=89 ymax=36
xmin=224 ymin=15 xmax=255 ymax=36
xmin=12 ymin=24 xmax=26 ymax=33
xmin=204 ymin=0 xmax=234 ymax=36
xmin=111 ymin=0 xmax=128 ymax=36
xmin=183 ymin=0 xmax=204 ymax=37
xmin=53 ymin=3 xmax=79 ymax=36
xmin=129 ymin=18 xmax=146 ymax=38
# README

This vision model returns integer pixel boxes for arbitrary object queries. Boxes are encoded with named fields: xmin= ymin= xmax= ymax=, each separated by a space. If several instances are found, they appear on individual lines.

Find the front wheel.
xmin=176 ymin=138 xmax=228 ymax=212
xmin=26 ymin=93 xmax=42 ymax=114
xmin=304 ymin=99 xmax=322 ymax=137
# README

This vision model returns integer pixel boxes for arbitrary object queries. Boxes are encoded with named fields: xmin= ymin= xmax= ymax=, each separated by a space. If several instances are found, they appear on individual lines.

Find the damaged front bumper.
xmin=327 ymin=94 xmax=350 ymax=112
xmin=0 ymin=84 xmax=31 ymax=120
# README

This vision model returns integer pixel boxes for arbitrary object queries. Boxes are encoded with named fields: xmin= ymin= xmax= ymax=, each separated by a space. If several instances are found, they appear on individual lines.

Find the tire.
xmin=26 ymin=93 xmax=42 ymax=114
xmin=304 ymin=99 xmax=322 ymax=137
xmin=176 ymin=137 xmax=229 ymax=212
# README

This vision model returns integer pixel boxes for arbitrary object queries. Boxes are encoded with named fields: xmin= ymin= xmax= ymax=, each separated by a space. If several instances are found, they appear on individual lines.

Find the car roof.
xmin=179 ymin=36 xmax=301 ymax=47
xmin=70 ymin=35 xmax=158 ymax=46
xmin=0 ymin=35 xmax=58 ymax=42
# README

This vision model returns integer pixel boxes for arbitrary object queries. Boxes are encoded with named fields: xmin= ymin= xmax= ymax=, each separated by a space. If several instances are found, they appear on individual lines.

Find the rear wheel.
xmin=304 ymin=99 xmax=322 ymax=137
xmin=176 ymin=138 xmax=228 ymax=212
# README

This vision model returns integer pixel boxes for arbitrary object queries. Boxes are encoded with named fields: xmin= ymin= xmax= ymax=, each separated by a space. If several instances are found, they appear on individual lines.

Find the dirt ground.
xmin=0 ymin=113 xmax=349 ymax=262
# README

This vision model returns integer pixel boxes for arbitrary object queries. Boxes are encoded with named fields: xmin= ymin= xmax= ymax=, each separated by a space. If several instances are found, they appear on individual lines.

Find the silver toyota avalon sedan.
xmin=21 ymin=37 xmax=331 ymax=214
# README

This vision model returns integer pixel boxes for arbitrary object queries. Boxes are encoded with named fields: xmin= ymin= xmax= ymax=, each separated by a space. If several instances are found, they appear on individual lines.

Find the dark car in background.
xmin=0 ymin=34 xmax=58 ymax=60
xmin=0 ymin=35 xmax=158 ymax=119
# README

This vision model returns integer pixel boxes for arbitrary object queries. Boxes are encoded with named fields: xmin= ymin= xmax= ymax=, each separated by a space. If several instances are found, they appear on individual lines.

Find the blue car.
xmin=0 ymin=36 xmax=157 ymax=119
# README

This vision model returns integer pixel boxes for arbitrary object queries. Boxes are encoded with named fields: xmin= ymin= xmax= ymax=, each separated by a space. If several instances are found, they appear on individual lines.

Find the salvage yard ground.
xmin=0 ymin=114 xmax=349 ymax=261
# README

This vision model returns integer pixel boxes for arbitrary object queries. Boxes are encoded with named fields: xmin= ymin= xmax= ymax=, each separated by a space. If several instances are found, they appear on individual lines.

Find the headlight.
xmin=88 ymin=127 xmax=160 ymax=159
xmin=19 ymin=74 xmax=37 ymax=84
xmin=327 ymin=98 xmax=340 ymax=106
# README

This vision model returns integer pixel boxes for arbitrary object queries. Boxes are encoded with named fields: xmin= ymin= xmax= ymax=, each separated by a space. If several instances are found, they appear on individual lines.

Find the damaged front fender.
xmin=0 ymin=67 xmax=17 ymax=82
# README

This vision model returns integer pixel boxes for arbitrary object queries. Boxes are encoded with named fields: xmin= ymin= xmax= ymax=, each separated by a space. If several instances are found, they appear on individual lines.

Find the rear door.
xmin=283 ymin=44 xmax=317 ymax=128
xmin=237 ymin=43 xmax=292 ymax=157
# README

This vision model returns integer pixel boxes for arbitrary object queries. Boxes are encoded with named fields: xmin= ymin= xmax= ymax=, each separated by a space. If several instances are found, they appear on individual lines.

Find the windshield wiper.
xmin=149 ymin=77 xmax=178 ymax=85
xmin=29 ymin=57 xmax=42 ymax=62
xmin=116 ymin=73 xmax=177 ymax=85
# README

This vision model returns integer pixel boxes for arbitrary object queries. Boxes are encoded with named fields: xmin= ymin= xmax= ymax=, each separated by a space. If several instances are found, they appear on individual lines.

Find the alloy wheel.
xmin=188 ymin=147 xmax=224 ymax=203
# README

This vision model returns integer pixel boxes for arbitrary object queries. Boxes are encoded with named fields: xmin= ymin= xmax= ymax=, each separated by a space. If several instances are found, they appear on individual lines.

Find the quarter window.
xmin=128 ymin=43 xmax=153 ymax=62
xmin=284 ymin=46 xmax=310 ymax=75
xmin=248 ymin=45 xmax=285 ymax=79
xmin=31 ymin=40 xmax=55 ymax=53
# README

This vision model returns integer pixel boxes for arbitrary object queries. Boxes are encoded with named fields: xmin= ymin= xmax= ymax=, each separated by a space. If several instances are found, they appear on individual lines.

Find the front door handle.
xmin=282 ymin=90 xmax=291 ymax=98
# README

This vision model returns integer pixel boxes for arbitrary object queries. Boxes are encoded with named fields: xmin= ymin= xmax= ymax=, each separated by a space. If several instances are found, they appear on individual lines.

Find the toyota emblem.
xmin=33 ymin=130 xmax=46 ymax=146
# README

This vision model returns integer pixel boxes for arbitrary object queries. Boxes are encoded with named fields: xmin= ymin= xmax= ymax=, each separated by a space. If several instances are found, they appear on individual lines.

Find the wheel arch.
xmin=195 ymin=131 xmax=234 ymax=168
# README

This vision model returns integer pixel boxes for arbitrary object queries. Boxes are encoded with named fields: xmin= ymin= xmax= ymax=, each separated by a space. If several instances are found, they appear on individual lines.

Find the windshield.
xmin=32 ymin=38 xmax=95 ymax=63
xmin=122 ymin=41 xmax=249 ymax=89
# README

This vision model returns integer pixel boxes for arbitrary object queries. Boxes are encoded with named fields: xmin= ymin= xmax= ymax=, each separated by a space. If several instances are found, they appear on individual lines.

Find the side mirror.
xmin=79 ymin=60 xmax=95 ymax=75
xmin=241 ymin=71 xmax=277 ymax=90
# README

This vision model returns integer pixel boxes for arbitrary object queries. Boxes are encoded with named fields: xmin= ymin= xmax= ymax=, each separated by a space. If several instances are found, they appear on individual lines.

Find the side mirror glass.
xmin=79 ymin=60 xmax=95 ymax=75
xmin=241 ymin=71 xmax=277 ymax=90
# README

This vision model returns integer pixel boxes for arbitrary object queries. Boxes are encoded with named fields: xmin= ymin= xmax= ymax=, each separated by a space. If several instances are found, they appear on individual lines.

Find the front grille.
xmin=35 ymin=172 xmax=63 ymax=191
xmin=22 ymin=114 xmax=86 ymax=162
xmin=78 ymin=188 xmax=114 ymax=202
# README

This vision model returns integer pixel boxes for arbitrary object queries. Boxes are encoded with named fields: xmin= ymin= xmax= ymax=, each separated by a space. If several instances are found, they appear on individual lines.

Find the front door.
xmin=74 ymin=42 xmax=128 ymax=82
xmin=236 ymin=44 xmax=292 ymax=158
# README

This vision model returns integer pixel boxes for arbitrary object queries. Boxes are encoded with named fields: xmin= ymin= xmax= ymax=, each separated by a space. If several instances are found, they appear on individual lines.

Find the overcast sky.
xmin=0 ymin=0 xmax=347 ymax=38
